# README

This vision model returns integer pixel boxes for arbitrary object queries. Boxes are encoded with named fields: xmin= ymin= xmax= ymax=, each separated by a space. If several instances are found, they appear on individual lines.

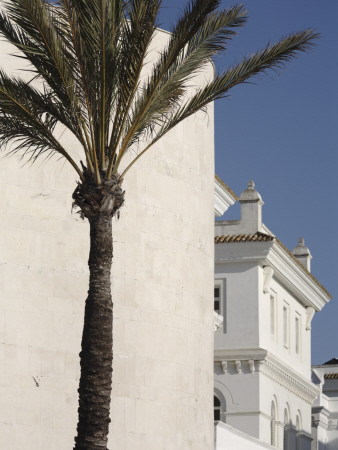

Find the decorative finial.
xmin=292 ymin=237 xmax=312 ymax=271
xmin=248 ymin=180 xmax=255 ymax=190
xmin=239 ymin=180 xmax=263 ymax=205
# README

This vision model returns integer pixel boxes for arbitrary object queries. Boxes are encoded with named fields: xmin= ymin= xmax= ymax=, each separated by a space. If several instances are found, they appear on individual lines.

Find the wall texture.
xmin=216 ymin=422 xmax=276 ymax=450
xmin=0 ymin=27 xmax=215 ymax=450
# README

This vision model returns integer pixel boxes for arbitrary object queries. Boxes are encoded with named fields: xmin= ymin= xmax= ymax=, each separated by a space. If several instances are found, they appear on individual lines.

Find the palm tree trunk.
xmin=74 ymin=213 xmax=113 ymax=450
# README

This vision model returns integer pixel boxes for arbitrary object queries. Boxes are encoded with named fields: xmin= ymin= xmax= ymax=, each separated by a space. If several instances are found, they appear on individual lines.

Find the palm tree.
xmin=0 ymin=0 xmax=317 ymax=448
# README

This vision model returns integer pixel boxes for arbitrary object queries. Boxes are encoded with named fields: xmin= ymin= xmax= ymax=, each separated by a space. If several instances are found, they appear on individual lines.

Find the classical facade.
xmin=213 ymin=179 xmax=331 ymax=450
xmin=311 ymin=359 xmax=338 ymax=450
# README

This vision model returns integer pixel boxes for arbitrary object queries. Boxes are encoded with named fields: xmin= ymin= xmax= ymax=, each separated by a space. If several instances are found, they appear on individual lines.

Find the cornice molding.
xmin=215 ymin=349 xmax=266 ymax=375
xmin=267 ymin=243 xmax=329 ymax=311
xmin=260 ymin=355 xmax=319 ymax=404
xmin=312 ymin=406 xmax=330 ymax=429
xmin=214 ymin=349 xmax=319 ymax=404
xmin=215 ymin=239 xmax=330 ymax=311
xmin=214 ymin=179 xmax=236 ymax=217
xmin=214 ymin=348 xmax=267 ymax=362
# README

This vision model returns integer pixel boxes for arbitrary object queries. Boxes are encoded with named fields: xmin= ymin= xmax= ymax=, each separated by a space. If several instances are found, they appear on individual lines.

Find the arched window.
xmin=283 ymin=406 xmax=290 ymax=450
xmin=271 ymin=401 xmax=277 ymax=447
xmin=296 ymin=413 xmax=302 ymax=450
xmin=214 ymin=395 xmax=221 ymax=421
xmin=214 ymin=388 xmax=227 ymax=423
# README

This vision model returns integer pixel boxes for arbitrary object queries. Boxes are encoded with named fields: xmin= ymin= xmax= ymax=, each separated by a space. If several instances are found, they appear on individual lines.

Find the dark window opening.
xmin=214 ymin=396 xmax=221 ymax=421
xmin=214 ymin=287 xmax=220 ymax=313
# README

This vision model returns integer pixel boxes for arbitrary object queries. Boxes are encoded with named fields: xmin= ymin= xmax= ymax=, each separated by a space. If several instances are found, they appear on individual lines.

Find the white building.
xmin=213 ymin=179 xmax=331 ymax=450
xmin=311 ymin=359 xmax=338 ymax=450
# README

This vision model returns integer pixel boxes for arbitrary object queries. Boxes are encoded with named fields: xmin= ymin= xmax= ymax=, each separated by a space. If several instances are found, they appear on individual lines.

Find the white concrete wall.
xmin=215 ymin=422 xmax=276 ymax=450
xmin=214 ymin=369 xmax=260 ymax=438
xmin=257 ymin=268 xmax=313 ymax=448
xmin=0 ymin=26 xmax=215 ymax=450
xmin=214 ymin=262 xmax=259 ymax=350
xmin=258 ymin=271 xmax=311 ymax=378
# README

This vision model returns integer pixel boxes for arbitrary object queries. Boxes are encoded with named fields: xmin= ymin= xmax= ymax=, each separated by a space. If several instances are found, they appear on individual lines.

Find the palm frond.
xmin=106 ymin=0 xmax=161 ymax=176
xmin=0 ymin=69 xmax=83 ymax=178
xmin=123 ymin=4 xmax=248 ymax=154
xmin=112 ymin=0 xmax=226 ymax=172
xmin=0 ymin=0 xmax=318 ymax=186
xmin=1 ymin=0 xmax=77 ymax=109
xmin=120 ymin=28 xmax=318 ymax=177
xmin=0 ymin=1 xmax=94 ymax=160
xmin=178 ymin=29 xmax=318 ymax=114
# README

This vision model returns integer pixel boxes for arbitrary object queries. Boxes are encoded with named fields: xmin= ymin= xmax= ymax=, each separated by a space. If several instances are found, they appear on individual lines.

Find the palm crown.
xmin=0 ymin=0 xmax=317 ymax=188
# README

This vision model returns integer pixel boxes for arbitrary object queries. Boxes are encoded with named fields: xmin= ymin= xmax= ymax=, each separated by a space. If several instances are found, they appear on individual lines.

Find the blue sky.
xmin=159 ymin=0 xmax=338 ymax=364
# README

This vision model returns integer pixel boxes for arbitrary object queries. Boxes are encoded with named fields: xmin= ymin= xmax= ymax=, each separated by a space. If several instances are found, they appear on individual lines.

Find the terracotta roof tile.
xmin=214 ymin=232 xmax=274 ymax=244
xmin=324 ymin=373 xmax=338 ymax=379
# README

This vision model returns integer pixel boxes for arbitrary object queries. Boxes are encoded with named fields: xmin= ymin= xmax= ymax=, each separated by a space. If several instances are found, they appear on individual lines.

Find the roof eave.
xmin=268 ymin=241 xmax=331 ymax=311
xmin=215 ymin=239 xmax=331 ymax=311
xmin=214 ymin=177 xmax=237 ymax=217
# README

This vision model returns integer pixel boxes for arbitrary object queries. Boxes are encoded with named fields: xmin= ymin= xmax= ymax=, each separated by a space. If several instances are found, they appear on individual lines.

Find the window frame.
xmin=214 ymin=395 xmax=221 ymax=422
xmin=296 ymin=412 xmax=302 ymax=450
xmin=214 ymin=388 xmax=226 ymax=423
xmin=214 ymin=285 xmax=222 ymax=315
xmin=284 ymin=405 xmax=290 ymax=450
xmin=283 ymin=301 xmax=290 ymax=349
xmin=270 ymin=290 xmax=277 ymax=340
xmin=295 ymin=312 xmax=301 ymax=356
xmin=271 ymin=400 xmax=277 ymax=447
xmin=214 ymin=279 xmax=226 ymax=332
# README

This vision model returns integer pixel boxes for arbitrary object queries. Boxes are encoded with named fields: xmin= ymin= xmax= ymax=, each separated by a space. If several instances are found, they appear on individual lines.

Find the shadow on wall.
xmin=214 ymin=407 xmax=313 ymax=450
xmin=283 ymin=424 xmax=312 ymax=450
xmin=315 ymin=435 xmax=331 ymax=450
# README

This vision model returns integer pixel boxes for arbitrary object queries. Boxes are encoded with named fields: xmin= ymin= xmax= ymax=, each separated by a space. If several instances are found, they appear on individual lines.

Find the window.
xmin=295 ymin=314 xmax=301 ymax=355
xmin=284 ymin=406 xmax=290 ymax=450
xmin=270 ymin=293 xmax=276 ymax=338
xmin=214 ymin=280 xmax=226 ymax=332
xmin=214 ymin=389 xmax=226 ymax=423
xmin=214 ymin=396 xmax=221 ymax=421
xmin=271 ymin=401 xmax=277 ymax=447
xmin=214 ymin=286 xmax=221 ymax=314
xmin=283 ymin=303 xmax=289 ymax=349
xmin=296 ymin=413 xmax=302 ymax=450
